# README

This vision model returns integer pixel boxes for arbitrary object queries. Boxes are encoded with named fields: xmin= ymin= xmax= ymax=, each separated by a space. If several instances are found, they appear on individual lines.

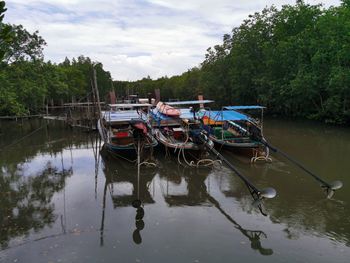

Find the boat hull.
xmin=153 ymin=128 xmax=213 ymax=157
xmin=210 ymin=135 xmax=260 ymax=148
xmin=210 ymin=135 xmax=266 ymax=157
xmin=98 ymin=119 xmax=158 ymax=160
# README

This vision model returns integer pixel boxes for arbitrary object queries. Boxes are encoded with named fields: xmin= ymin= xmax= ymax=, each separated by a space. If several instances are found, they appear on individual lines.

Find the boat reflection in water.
xmin=157 ymin=161 xmax=273 ymax=256
xmin=99 ymin=149 xmax=273 ymax=254
xmin=99 ymin=148 xmax=157 ymax=245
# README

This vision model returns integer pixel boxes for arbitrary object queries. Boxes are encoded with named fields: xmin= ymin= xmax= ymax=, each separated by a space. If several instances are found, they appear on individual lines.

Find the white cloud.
xmin=4 ymin=0 xmax=341 ymax=80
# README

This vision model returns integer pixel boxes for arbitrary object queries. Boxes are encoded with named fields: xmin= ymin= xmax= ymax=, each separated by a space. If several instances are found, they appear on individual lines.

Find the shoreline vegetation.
xmin=1 ymin=1 xmax=349 ymax=125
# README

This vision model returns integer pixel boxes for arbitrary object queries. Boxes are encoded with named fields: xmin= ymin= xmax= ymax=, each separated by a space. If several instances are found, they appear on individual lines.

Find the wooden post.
xmin=198 ymin=93 xmax=204 ymax=109
xmin=92 ymin=65 xmax=105 ymax=142
xmin=93 ymin=66 xmax=102 ymax=119
xmin=87 ymin=96 xmax=90 ymax=118
xmin=154 ymin=89 xmax=160 ymax=104
xmin=91 ymin=78 xmax=97 ymax=119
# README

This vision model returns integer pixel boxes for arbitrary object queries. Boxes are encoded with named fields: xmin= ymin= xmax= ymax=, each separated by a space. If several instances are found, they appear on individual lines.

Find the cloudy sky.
xmin=4 ymin=0 xmax=341 ymax=81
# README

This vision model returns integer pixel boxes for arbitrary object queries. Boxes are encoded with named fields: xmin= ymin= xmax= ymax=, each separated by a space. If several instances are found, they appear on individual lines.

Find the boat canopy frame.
xmin=107 ymin=103 xmax=153 ymax=108
xmin=103 ymin=103 xmax=152 ymax=124
xmin=164 ymin=100 xmax=214 ymax=106
xmin=223 ymin=105 xmax=265 ymax=135
xmin=223 ymin=105 xmax=265 ymax=110
xmin=198 ymin=105 xmax=266 ymax=140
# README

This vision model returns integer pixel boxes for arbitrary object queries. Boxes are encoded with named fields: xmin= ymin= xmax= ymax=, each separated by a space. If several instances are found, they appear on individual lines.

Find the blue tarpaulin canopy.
xmin=179 ymin=108 xmax=196 ymax=119
xmin=199 ymin=110 xmax=249 ymax=121
xmin=223 ymin=105 xmax=265 ymax=110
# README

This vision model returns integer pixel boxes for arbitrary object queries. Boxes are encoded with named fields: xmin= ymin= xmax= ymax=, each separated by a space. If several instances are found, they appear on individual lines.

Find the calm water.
xmin=0 ymin=119 xmax=350 ymax=263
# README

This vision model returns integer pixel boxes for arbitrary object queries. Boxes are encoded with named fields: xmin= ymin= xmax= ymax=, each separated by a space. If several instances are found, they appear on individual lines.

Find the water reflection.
xmin=0 ymin=120 xmax=91 ymax=251
xmin=0 ymin=158 xmax=72 ymax=249
xmin=159 ymin=165 xmax=210 ymax=207
xmin=0 ymin=119 xmax=349 ymax=262
xmin=158 ymin=163 xmax=273 ymax=255
xmin=133 ymin=206 xmax=145 ymax=245
xmin=98 ymin=149 xmax=273 ymax=254
xmin=206 ymin=194 xmax=273 ymax=255
xmin=99 ymin=149 xmax=157 ymax=245
xmin=100 ymin=150 xmax=156 ymax=207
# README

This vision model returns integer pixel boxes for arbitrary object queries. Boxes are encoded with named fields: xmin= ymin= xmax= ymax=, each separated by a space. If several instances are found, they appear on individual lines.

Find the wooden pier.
xmin=43 ymin=102 xmax=104 ymax=131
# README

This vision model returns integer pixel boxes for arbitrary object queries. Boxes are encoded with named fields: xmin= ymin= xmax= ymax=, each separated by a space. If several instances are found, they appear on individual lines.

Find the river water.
xmin=0 ymin=119 xmax=349 ymax=263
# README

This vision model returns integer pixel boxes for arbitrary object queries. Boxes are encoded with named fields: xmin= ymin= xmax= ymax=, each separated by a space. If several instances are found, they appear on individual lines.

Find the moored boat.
xmin=199 ymin=106 xmax=271 ymax=161
xmin=149 ymin=101 xmax=214 ymax=158
xmin=98 ymin=103 xmax=158 ymax=161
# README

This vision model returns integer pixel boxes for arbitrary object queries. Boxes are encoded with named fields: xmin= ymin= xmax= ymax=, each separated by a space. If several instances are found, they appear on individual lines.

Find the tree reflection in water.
xmin=0 ymin=161 xmax=72 ymax=249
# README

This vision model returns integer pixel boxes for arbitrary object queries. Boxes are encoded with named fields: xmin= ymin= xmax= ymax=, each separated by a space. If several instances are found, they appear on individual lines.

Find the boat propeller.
xmin=322 ymin=180 xmax=343 ymax=199
xmin=197 ymin=131 xmax=276 ymax=216
xmin=259 ymin=138 xmax=344 ymax=199
xmin=259 ymin=187 xmax=277 ymax=199
xmin=329 ymin=180 xmax=343 ymax=190
xmin=251 ymin=188 xmax=276 ymax=209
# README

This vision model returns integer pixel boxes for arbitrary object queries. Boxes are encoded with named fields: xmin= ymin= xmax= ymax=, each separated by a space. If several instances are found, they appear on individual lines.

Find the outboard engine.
xmin=131 ymin=119 xmax=148 ymax=140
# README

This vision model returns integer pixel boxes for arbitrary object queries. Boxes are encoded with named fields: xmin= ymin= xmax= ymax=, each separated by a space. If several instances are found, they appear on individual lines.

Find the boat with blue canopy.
xmin=97 ymin=103 xmax=158 ymax=161
xmin=199 ymin=105 xmax=271 ymax=162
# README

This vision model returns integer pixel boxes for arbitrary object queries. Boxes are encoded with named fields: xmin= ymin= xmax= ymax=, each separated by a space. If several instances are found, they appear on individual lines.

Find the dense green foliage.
xmin=0 ymin=3 xmax=112 ymax=116
xmin=0 ymin=1 xmax=13 ymax=61
xmin=0 ymin=54 xmax=112 ymax=115
xmin=116 ymin=1 xmax=350 ymax=124
xmin=0 ymin=56 xmax=112 ymax=115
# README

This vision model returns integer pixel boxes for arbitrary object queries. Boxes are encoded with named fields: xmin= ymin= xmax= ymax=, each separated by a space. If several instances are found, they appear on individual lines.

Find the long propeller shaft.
xmin=260 ymin=139 xmax=343 ymax=194
xmin=197 ymin=133 xmax=276 ymax=203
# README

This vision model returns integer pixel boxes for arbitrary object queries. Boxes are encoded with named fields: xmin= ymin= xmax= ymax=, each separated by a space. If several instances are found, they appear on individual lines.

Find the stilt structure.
xmin=43 ymin=65 xmax=105 ymax=131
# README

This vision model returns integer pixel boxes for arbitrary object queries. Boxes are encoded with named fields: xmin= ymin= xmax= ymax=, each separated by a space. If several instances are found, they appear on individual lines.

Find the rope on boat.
xmin=181 ymin=147 xmax=221 ymax=167
xmin=196 ymin=159 xmax=222 ymax=167
xmin=139 ymin=161 xmax=157 ymax=167
xmin=138 ymin=132 xmax=157 ymax=167
xmin=177 ymin=147 xmax=184 ymax=166
xmin=177 ymin=132 xmax=189 ymax=166
xmin=130 ymin=128 xmax=158 ymax=167
xmin=250 ymin=140 xmax=272 ymax=163
xmin=174 ymin=125 xmax=219 ymax=167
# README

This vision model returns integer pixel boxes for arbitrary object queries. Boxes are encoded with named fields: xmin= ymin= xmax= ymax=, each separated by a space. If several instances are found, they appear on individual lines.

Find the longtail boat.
xmin=97 ymin=103 xmax=158 ymax=161
xmin=199 ymin=106 xmax=271 ymax=161
xmin=149 ymin=100 xmax=214 ymax=158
